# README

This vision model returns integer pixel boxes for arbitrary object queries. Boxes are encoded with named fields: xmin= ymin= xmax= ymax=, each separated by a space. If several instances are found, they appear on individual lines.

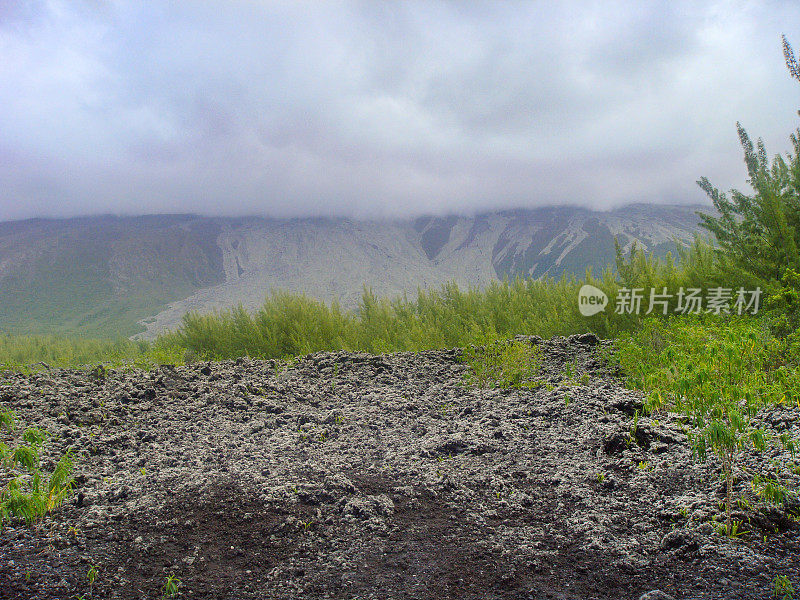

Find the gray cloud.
xmin=0 ymin=0 xmax=798 ymax=221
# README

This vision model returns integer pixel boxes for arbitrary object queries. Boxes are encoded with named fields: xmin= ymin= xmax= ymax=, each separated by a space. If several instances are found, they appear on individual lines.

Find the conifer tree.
xmin=696 ymin=35 xmax=800 ymax=284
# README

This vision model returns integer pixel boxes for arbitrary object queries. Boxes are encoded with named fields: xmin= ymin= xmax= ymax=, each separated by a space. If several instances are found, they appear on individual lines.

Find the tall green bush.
xmin=616 ymin=317 xmax=800 ymax=535
xmin=164 ymin=235 xmax=727 ymax=361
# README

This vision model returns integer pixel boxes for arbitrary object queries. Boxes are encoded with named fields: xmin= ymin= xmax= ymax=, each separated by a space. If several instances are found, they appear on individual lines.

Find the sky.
xmin=0 ymin=1 xmax=799 ymax=221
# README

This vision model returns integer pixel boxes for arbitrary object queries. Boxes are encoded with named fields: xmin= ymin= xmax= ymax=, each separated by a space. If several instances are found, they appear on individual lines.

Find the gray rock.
xmin=639 ymin=592 xmax=676 ymax=600
xmin=0 ymin=335 xmax=797 ymax=599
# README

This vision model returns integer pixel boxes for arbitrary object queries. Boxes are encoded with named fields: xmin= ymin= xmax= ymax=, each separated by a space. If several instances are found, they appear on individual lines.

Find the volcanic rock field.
xmin=1 ymin=335 xmax=798 ymax=599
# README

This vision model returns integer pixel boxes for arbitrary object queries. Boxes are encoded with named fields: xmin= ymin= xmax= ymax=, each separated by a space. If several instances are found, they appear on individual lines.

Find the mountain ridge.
xmin=0 ymin=203 xmax=709 ymax=338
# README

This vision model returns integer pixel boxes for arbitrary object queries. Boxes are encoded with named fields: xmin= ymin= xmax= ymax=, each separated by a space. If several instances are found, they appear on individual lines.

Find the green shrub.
xmin=463 ymin=336 xmax=543 ymax=390
xmin=615 ymin=316 xmax=799 ymax=535
xmin=0 ymin=409 xmax=75 ymax=525
xmin=0 ymin=332 xmax=187 ymax=371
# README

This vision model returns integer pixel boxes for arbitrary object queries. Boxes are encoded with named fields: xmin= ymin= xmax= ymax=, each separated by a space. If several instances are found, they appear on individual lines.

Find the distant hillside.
xmin=0 ymin=204 xmax=707 ymax=338
xmin=0 ymin=215 xmax=224 ymax=337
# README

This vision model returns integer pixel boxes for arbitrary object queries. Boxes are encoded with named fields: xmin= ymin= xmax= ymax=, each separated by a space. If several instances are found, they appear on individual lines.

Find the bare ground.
xmin=1 ymin=335 xmax=798 ymax=599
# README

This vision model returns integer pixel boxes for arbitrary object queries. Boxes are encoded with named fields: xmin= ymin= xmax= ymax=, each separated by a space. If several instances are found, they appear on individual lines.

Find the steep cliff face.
xmin=0 ymin=204 xmax=706 ymax=338
xmin=416 ymin=204 xmax=701 ymax=280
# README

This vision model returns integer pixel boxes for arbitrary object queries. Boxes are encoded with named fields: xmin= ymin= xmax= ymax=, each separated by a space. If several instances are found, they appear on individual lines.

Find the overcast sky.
xmin=0 ymin=1 xmax=798 ymax=221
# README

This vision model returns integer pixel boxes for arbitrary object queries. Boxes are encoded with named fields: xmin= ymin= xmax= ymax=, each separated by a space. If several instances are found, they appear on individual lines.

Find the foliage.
xmin=167 ymin=237 xmax=725 ymax=362
xmin=615 ymin=316 xmax=800 ymax=535
xmin=696 ymin=35 xmax=800 ymax=334
xmin=766 ymin=268 xmax=800 ymax=351
xmin=463 ymin=337 xmax=543 ymax=390
xmin=173 ymin=293 xmax=354 ymax=360
xmin=0 ymin=227 xmax=737 ymax=370
xmin=775 ymin=574 xmax=796 ymax=600
xmin=785 ymin=34 xmax=800 ymax=88
xmin=87 ymin=563 xmax=98 ymax=595
xmin=0 ymin=410 xmax=75 ymax=525
xmin=614 ymin=236 xmax=723 ymax=294
xmin=162 ymin=573 xmax=181 ymax=599
xmin=751 ymin=473 xmax=797 ymax=509
xmin=0 ymin=333 xmax=185 ymax=371
xmin=697 ymin=123 xmax=800 ymax=284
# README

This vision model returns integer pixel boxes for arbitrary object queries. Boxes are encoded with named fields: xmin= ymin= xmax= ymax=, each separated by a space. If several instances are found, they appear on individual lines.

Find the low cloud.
xmin=0 ymin=0 xmax=798 ymax=221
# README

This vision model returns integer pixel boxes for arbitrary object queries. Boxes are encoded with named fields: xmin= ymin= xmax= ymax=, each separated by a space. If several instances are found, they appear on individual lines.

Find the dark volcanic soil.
xmin=1 ymin=335 xmax=799 ymax=600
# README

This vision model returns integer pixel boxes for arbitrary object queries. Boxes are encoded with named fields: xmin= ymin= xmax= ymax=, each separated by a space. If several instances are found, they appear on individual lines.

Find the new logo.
xmin=578 ymin=285 xmax=608 ymax=316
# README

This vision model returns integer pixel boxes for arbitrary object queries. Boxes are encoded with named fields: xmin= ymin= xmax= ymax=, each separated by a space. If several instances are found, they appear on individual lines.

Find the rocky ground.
xmin=0 ymin=335 xmax=798 ymax=600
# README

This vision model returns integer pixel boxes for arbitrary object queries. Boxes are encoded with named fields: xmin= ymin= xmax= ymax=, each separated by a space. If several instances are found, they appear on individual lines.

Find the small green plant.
xmin=0 ymin=409 xmax=75 ymax=525
xmin=1 ymin=452 xmax=74 ymax=525
xmin=300 ymin=519 xmax=314 ymax=532
xmin=774 ymin=575 xmax=796 ymax=600
xmin=85 ymin=564 xmax=98 ymax=597
xmin=713 ymin=519 xmax=745 ymax=538
xmin=162 ymin=573 xmax=181 ymax=599
xmin=628 ymin=410 xmax=641 ymax=448
xmin=729 ymin=520 xmax=745 ymax=538
xmin=561 ymin=360 xmax=591 ymax=387
xmin=463 ymin=337 xmax=542 ymax=391
xmin=0 ymin=410 xmax=13 ymax=431
xmin=563 ymin=360 xmax=575 ymax=381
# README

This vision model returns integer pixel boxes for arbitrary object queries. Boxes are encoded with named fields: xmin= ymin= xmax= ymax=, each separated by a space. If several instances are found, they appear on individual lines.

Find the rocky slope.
xmin=0 ymin=336 xmax=798 ymax=599
xmin=0 ymin=204 xmax=705 ymax=338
